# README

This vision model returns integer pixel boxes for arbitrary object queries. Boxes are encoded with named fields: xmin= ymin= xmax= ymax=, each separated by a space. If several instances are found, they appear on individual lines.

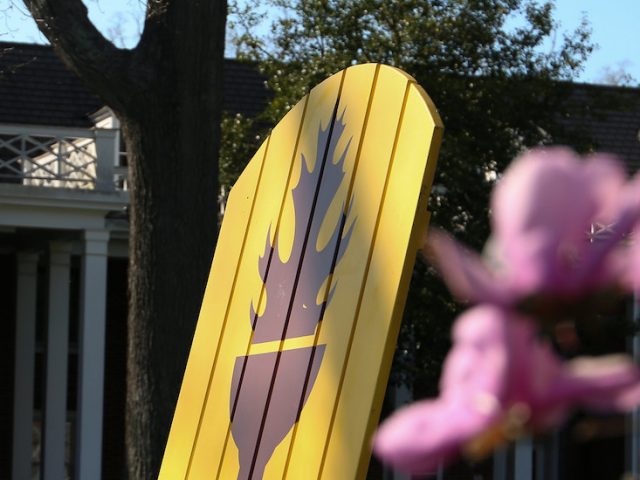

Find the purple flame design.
xmin=229 ymin=109 xmax=355 ymax=479
xmin=251 ymin=112 xmax=353 ymax=343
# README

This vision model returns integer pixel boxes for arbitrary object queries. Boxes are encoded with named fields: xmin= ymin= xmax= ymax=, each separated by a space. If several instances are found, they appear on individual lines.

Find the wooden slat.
xmin=160 ymin=64 xmax=443 ymax=480
xmin=320 ymin=81 xmax=442 ymax=479
xmin=283 ymin=65 xmax=411 ymax=479
xmin=262 ymin=63 xmax=378 ymax=480
xmin=158 ymin=139 xmax=269 ymax=480
xmin=184 ymin=96 xmax=308 ymax=479
xmin=215 ymin=70 xmax=344 ymax=480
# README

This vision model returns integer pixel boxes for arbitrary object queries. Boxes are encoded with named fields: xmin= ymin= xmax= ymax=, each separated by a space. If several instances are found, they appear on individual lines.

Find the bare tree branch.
xmin=22 ymin=0 xmax=137 ymax=110
xmin=17 ymin=3 xmax=227 ymax=476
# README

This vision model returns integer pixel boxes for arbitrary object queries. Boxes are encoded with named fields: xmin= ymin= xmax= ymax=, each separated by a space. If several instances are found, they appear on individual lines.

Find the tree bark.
xmin=22 ymin=1 xmax=227 ymax=477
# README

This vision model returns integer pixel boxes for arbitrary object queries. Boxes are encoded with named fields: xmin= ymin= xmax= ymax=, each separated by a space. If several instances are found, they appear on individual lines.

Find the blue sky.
xmin=0 ymin=0 xmax=638 ymax=85
xmin=553 ymin=0 xmax=640 ymax=84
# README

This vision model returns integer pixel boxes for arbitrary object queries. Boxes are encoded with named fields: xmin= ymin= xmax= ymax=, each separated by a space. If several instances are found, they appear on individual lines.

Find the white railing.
xmin=0 ymin=124 xmax=127 ymax=191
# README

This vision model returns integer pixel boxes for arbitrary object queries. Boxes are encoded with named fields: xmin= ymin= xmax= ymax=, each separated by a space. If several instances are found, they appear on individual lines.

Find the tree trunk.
xmin=121 ymin=8 xmax=226 ymax=476
xmin=21 ymin=1 xmax=227 ymax=477
xmin=123 ymin=97 xmax=221 ymax=477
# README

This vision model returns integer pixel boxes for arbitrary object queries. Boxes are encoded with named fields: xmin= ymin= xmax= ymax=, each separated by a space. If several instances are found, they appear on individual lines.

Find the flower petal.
xmin=427 ymin=231 xmax=512 ymax=305
xmin=492 ymin=147 xmax=598 ymax=258
xmin=373 ymin=397 xmax=495 ymax=474
xmin=443 ymin=305 xmax=510 ymax=396
xmin=583 ymin=153 xmax=628 ymax=225
xmin=374 ymin=306 xmax=510 ymax=474
xmin=575 ymin=173 xmax=640 ymax=291
xmin=552 ymin=355 xmax=640 ymax=412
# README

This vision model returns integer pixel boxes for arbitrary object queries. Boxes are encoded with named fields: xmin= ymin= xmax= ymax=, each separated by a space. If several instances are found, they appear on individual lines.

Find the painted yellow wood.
xmin=185 ymin=92 xmax=311 ymax=479
xmin=319 ymin=81 xmax=442 ymax=480
xmin=159 ymin=63 xmax=442 ymax=480
xmin=262 ymin=63 xmax=378 ymax=480
xmin=280 ymin=66 xmax=442 ymax=480
xmin=280 ymin=64 xmax=407 ymax=480
xmin=158 ymin=139 xmax=268 ymax=480
xmin=215 ymin=67 xmax=343 ymax=480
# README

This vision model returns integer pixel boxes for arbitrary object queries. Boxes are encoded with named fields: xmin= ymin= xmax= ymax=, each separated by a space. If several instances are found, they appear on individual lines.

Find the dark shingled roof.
xmin=559 ymin=83 xmax=640 ymax=172
xmin=223 ymin=59 xmax=270 ymax=118
xmin=1 ymin=42 xmax=639 ymax=171
xmin=0 ymin=42 xmax=101 ymax=127
xmin=0 ymin=41 xmax=269 ymax=127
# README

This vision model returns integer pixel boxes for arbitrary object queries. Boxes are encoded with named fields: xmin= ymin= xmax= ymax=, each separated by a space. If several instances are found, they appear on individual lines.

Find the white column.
xmin=548 ymin=430 xmax=560 ymax=480
xmin=631 ymin=292 xmax=640 ymax=478
xmin=534 ymin=440 xmax=545 ymax=480
xmin=43 ymin=242 xmax=72 ymax=480
xmin=94 ymin=129 xmax=117 ymax=191
xmin=493 ymin=447 xmax=508 ymax=480
xmin=75 ymin=230 xmax=109 ymax=480
xmin=383 ymin=383 xmax=413 ymax=480
xmin=394 ymin=383 xmax=412 ymax=480
xmin=12 ymin=252 xmax=39 ymax=480
xmin=514 ymin=437 xmax=533 ymax=480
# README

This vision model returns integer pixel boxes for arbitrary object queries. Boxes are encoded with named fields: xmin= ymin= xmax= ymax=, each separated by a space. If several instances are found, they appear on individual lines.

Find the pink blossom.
xmin=373 ymin=148 xmax=640 ymax=475
xmin=623 ymin=225 xmax=640 ymax=291
xmin=429 ymin=148 xmax=640 ymax=306
xmin=373 ymin=306 xmax=640 ymax=475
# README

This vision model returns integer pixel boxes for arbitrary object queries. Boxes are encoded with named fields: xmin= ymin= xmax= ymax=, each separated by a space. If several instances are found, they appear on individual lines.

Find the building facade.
xmin=2 ymin=41 xmax=640 ymax=480
xmin=0 ymin=42 xmax=268 ymax=480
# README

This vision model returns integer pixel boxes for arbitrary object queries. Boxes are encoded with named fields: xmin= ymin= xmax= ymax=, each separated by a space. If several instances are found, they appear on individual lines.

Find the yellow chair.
xmin=159 ymin=64 xmax=443 ymax=480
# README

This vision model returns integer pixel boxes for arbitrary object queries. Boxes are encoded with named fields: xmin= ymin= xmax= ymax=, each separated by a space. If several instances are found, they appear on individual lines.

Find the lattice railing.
xmin=589 ymin=222 xmax=617 ymax=241
xmin=0 ymin=124 xmax=125 ymax=191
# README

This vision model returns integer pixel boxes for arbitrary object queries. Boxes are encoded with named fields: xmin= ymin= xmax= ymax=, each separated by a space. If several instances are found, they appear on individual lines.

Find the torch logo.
xmin=229 ymin=111 xmax=354 ymax=479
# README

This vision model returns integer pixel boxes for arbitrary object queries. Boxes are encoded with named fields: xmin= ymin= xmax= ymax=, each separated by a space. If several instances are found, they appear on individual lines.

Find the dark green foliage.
xmin=224 ymin=0 xmax=593 ymax=396
xmin=219 ymin=112 xmax=259 ymax=190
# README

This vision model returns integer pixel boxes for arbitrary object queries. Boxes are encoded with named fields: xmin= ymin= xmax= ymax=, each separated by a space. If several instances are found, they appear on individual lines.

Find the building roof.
xmin=1 ymin=41 xmax=639 ymax=170
xmin=559 ymin=83 xmax=640 ymax=172
xmin=0 ymin=42 xmax=101 ymax=127
xmin=0 ymin=41 xmax=269 ymax=128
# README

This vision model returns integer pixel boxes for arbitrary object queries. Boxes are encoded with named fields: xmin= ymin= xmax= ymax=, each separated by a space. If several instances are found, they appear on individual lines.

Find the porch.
xmin=0 ymin=118 xmax=129 ymax=479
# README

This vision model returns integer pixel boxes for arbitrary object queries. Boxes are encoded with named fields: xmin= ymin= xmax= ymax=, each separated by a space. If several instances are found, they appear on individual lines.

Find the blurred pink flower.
xmin=373 ymin=306 xmax=640 ymax=475
xmin=374 ymin=148 xmax=640 ymax=475
xmin=429 ymin=148 xmax=640 ymax=306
